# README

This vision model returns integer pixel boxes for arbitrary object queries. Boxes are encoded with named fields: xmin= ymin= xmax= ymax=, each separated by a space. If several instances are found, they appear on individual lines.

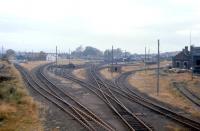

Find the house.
xmin=46 ymin=53 xmax=57 ymax=61
xmin=172 ymin=46 xmax=200 ymax=73
xmin=172 ymin=46 xmax=191 ymax=69
xmin=191 ymin=46 xmax=200 ymax=73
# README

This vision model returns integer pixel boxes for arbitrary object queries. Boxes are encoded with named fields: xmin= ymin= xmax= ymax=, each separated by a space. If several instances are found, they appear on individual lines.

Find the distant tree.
xmin=71 ymin=45 xmax=84 ymax=58
xmin=76 ymin=45 xmax=84 ymax=52
xmin=114 ymin=48 xmax=123 ymax=58
xmin=104 ymin=49 xmax=112 ymax=62
xmin=38 ymin=51 xmax=47 ymax=60
xmin=83 ymin=46 xmax=103 ymax=59
xmin=123 ymin=51 xmax=131 ymax=58
xmin=103 ymin=48 xmax=123 ymax=62
xmin=6 ymin=49 xmax=16 ymax=60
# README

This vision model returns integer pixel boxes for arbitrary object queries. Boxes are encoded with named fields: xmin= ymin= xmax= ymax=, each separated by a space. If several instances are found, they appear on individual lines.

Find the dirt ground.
xmin=122 ymin=65 xmax=142 ymax=72
xmin=20 ymin=61 xmax=50 ymax=71
xmin=100 ymin=68 xmax=120 ymax=80
xmin=100 ymin=61 xmax=171 ymax=80
xmin=72 ymin=68 xmax=87 ymax=80
xmin=0 ymin=60 xmax=43 ymax=130
xmin=128 ymin=69 xmax=200 ymax=118
xmin=47 ymin=69 xmax=128 ymax=131
xmin=57 ymin=59 xmax=89 ymax=65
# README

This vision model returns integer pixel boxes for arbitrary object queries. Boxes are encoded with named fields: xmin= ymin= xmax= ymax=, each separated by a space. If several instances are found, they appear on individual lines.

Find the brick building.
xmin=172 ymin=46 xmax=200 ymax=73
xmin=191 ymin=46 xmax=200 ymax=73
xmin=172 ymin=46 xmax=191 ymax=69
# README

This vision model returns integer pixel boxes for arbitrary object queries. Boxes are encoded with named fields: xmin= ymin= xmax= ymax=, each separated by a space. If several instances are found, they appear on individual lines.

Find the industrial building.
xmin=172 ymin=46 xmax=200 ymax=73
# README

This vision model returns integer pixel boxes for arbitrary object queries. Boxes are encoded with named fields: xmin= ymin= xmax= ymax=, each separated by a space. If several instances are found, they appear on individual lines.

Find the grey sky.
xmin=0 ymin=0 xmax=200 ymax=53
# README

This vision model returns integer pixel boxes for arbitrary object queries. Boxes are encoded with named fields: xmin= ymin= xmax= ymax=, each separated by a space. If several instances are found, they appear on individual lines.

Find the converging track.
xmin=114 ymin=70 xmax=200 ymax=130
xmin=173 ymin=82 xmax=200 ymax=107
xmin=49 ymin=64 xmax=152 ymax=131
xmin=17 ymin=62 xmax=200 ymax=131
xmin=36 ymin=64 xmax=115 ymax=131
xmin=89 ymin=65 xmax=152 ymax=131
xmin=90 ymin=64 xmax=200 ymax=131
xmin=15 ymin=64 xmax=114 ymax=131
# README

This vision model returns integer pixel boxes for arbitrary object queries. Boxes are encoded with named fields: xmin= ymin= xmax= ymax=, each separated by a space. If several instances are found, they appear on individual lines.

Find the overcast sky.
xmin=0 ymin=0 xmax=200 ymax=53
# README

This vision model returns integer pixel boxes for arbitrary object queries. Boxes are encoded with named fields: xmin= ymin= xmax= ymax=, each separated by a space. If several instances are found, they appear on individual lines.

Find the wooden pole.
xmin=145 ymin=46 xmax=146 ymax=73
xmin=148 ymin=47 xmax=150 ymax=69
xmin=56 ymin=46 xmax=58 ymax=65
xmin=112 ymin=45 xmax=113 ymax=68
xmin=1 ymin=45 xmax=3 ymax=59
xmin=125 ymin=50 xmax=126 ymax=64
xmin=148 ymin=48 xmax=150 ymax=61
xmin=157 ymin=40 xmax=160 ymax=96
xmin=69 ymin=48 xmax=71 ymax=64
xmin=111 ymin=45 xmax=114 ymax=78
xmin=190 ymin=32 xmax=193 ymax=80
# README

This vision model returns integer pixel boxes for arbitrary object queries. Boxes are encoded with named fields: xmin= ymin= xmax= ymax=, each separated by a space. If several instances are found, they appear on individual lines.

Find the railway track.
xmin=111 ymin=70 xmax=200 ymax=130
xmin=48 ymin=63 xmax=200 ymax=130
xmin=89 ymin=65 xmax=152 ymax=131
xmin=0 ymin=64 xmax=5 ymax=70
xmin=49 ymin=64 xmax=152 ymax=131
xmin=36 ymin=64 xmax=115 ymax=131
xmin=173 ymin=82 xmax=200 ymax=107
xmin=15 ymin=64 xmax=113 ymax=131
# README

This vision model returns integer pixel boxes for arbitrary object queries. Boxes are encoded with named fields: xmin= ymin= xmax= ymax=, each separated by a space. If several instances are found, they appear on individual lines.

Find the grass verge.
xmin=0 ymin=61 xmax=43 ymax=131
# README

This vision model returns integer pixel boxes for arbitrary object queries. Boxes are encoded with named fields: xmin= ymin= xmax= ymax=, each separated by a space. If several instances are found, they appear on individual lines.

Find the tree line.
xmin=2 ymin=46 xmax=131 ymax=61
xmin=71 ymin=46 xmax=130 ymax=60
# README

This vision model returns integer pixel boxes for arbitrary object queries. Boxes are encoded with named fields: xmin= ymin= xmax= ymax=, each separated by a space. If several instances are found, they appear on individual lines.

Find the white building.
xmin=46 ymin=53 xmax=57 ymax=61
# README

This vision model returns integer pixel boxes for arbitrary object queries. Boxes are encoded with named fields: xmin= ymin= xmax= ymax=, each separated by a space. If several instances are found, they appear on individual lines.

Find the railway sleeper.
xmin=122 ymin=115 xmax=150 ymax=131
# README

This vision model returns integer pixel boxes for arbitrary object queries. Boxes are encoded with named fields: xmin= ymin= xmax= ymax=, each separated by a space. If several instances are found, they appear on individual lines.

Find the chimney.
xmin=185 ymin=46 xmax=188 ymax=52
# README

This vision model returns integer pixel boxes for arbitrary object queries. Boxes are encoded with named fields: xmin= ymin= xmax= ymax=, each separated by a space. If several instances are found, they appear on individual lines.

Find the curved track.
xmin=88 ymin=64 xmax=200 ymax=130
xmin=49 ymin=64 xmax=152 ymax=131
xmin=113 ymin=70 xmax=200 ymax=130
xmin=89 ymin=65 xmax=152 ymax=131
xmin=15 ymin=64 xmax=114 ymax=131
xmin=0 ymin=64 xmax=4 ymax=70
xmin=36 ymin=64 xmax=115 ymax=131
xmin=173 ymin=82 xmax=200 ymax=107
xmin=48 ymin=63 xmax=200 ymax=130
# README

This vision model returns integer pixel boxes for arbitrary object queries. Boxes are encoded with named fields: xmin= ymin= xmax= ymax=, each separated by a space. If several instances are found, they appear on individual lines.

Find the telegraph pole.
xmin=190 ymin=31 xmax=191 ymax=48
xmin=56 ymin=46 xmax=58 ymax=65
xmin=148 ymin=47 xmax=150 ymax=69
xmin=1 ymin=45 xmax=3 ymax=59
xmin=190 ymin=32 xmax=194 ymax=80
xmin=148 ymin=48 xmax=150 ymax=61
xmin=111 ymin=45 xmax=114 ymax=78
xmin=145 ymin=46 xmax=147 ymax=73
xmin=32 ymin=50 xmax=33 ymax=61
xmin=112 ymin=45 xmax=113 ymax=68
xmin=69 ymin=48 xmax=71 ymax=64
xmin=157 ymin=40 xmax=160 ymax=96
xmin=125 ymin=50 xmax=126 ymax=64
